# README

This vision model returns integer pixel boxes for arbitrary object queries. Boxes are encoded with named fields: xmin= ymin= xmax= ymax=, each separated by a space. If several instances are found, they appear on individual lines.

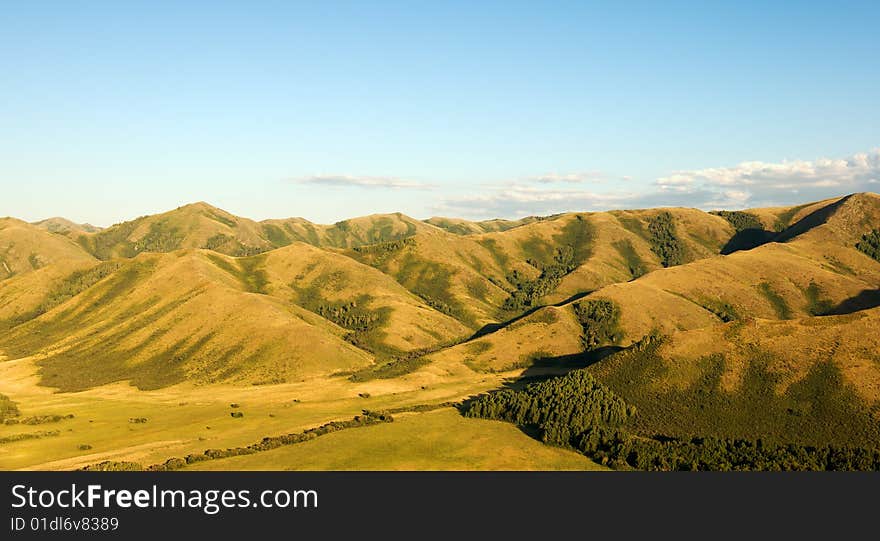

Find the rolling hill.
xmin=0 ymin=218 xmax=96 ymax=280
xmin=2 ymin=192 xmax=879 ymax=471
xmin=439 ymin=193 xmax=880 ymax=373
xmin=32 ymin=217 xmax=102 ymax=235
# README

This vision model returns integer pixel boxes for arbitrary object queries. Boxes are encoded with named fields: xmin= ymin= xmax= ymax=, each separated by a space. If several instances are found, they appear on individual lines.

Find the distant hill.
xmin=441 ymin=193 xmax=880 ymax=373
xmin=424 ymin=216 xmax=541 ymax=235
xmin=262 ymin=212 xmax=436 ymax=249
xmin=0 ymin=218 xmax=96 ymax=280
xmin=32 ymin=217 xmax=102 ymax=234
xmin=2 ymin=193 xmax=879 ymax=402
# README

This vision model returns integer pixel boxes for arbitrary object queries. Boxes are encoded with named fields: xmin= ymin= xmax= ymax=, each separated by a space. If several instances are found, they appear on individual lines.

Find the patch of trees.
xmin=132 ymin=222 xmax=186 ymax=254
xmin=164 ymin=411 xmax=393 ymax=470
xmin=856 ymin=229 xmax=880 ymax=262
xmin=81 ymin=461 xmax=144 ymax=471
xmin=573 ymin=299 xmax=621 ymax=350
xmin=0 ymin=393 xmax=20 ymax=422
xmin=385 ymin=402 xmax=458 ymax=414
xmin=4 ymin=414 xmax=74 ymax=426
xmin=77 ymin=219 xmax=141 ymax=259
xmin=203 ymin=234 xmax=266 ymax=256
xmin=711 ymin=210 xmax=763 ymax=232
xmin=352 ymin=238 xmax=414 ymax=264
xmin=576 ymin=429 xmax=880 ymax=471
xmin=79 ymin=411 xmax=395 ymax=471
xmin=647 ymin=212 xmax=686 ymax=267
xmin=464 ymin=342 xmax=880 ymax=470
xmin=464 ymin=370 xmax=634 ymax=446
xmin=499 ymin=218 xmax=595 ymax=314
xmin=391 ymin=256 xmax=473 ymax=326
xmin=315 ymin=299 xmax=381 ymax=332
xmin=0 ymin=430 xmax=60 ymax=445
xmin=502 ymin=246 xmax=577 ymax=312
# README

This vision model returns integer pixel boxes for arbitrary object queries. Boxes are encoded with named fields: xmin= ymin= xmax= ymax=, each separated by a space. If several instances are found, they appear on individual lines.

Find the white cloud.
xmin=433 ymin=183 xmax=655 ymax=219
xmin=435 ymin=148 xmax=880 ymax=219
xmin=293 ymin=174 xmax=432 ymax=189
xmin=656 ymin=149 xmax=880 ymax=205
xmin=526 ymin=171 xmax=606 ymax=184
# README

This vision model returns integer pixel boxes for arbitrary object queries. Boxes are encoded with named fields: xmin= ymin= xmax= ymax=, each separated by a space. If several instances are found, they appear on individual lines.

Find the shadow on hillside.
xmin=456 ymin=345 xmax=625 ymax=427
xmin=825 ymin=289 xmax=880 ymax=315
xmin=719 ymin=195 xmax=853 ymax=255
xmin=775 ymin=194 xmax=852 ymax=243
xmin=720 ymin=228 xmax=777 ymax=255
xmin=469 ymin=291 xmax=594 ymax=340
xmin=495 ymin=346 xmax=624 ymax=391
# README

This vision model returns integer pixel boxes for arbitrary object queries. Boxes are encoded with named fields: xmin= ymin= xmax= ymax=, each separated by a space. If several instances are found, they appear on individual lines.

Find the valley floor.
xmin=185 ymin=408 xmax=603 ymax=471
xmin=0 ymin=355 xmax=599 ymax=471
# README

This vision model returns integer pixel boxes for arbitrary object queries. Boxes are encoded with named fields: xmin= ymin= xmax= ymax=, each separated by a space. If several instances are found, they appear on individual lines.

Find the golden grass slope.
xmin=0 ymin=251 xmax=374 ymax=391
xmin=470 ymin=208 xmax=735 ymax=306
xmin=443 ymin=193 xmax=880 ymax=372
xmin=0 ymin=218 xmax=96 ymax=280
xmin=652 ymin=307 xmax=880 ymax=405
xmin=424 ymin=216 xmax=542 ymax=235
xmin=31 ymin=217 xmax=102 ymax=234
xmin=262 ymin=212 xmax=435 ymax=249
xmin=257 ymin=242 xmax=471 ymax=355
xmin=72 ymin=202 xmax=273 ymax=259
xmin=584 ymin=306 xmax=880 ymax=446
xmin=346 ymin=227 xmax=535 ymax=327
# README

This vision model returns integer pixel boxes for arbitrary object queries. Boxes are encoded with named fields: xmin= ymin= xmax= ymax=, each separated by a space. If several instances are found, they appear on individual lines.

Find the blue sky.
xmin=2 ymin=1 xmax=878 ymax=225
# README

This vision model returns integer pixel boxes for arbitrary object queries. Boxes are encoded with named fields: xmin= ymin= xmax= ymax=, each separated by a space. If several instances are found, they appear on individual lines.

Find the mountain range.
xmin=1 ymin=193 xmax=879 ymax=470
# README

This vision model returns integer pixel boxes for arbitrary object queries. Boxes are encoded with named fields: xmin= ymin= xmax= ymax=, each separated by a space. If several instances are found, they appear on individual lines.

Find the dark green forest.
xmin=464 ymin=338 xmax=880 ymax=471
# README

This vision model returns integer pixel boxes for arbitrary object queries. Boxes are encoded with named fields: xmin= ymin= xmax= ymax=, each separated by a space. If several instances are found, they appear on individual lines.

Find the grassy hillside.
xmin=261 ymin=212 xmax=434 ymax=249
xmin=31 ymin=217 xmax=102 ymax=235
xmin=72 ymin=203 xmax=274 ymax=259
xmin=0 ymin=218 xmax=96 ymax=280
xmin=3 ymin=192 xmax=880 ymax=470
xmin=424 ymin=216 xmax=542 ymax=235
xmin=0 ymin=252 xmax=374 ymax=391
xmin=587 ymin=307 xmax=880 ymax=447
xmin=258 ymin=242 xmax=471 ymax=356
xmin=345 ymin=229 xmax=528 ymax=327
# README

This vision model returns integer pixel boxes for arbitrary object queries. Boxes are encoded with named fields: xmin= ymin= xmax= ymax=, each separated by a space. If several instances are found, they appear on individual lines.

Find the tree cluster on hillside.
xmin=352 ymin=237 xmax=414 ymax=263
xmin=463 ymin=348 xmax=880 ymax=471
xmin=711 ymin=210 xmax=764 ymax=232
xmin=203 ymin=233 xmax=265 ymax=256
xmin=647 ymin=211 xmax=686 ymax=267
xmin=573 ymin=299 xmax=621 ymax=349
xmin=577 ymin=428 xmax=880 ymax=471
xmin=0 ymin=393 xmax=19 ymax=423
xmin=856 ymin=229 xmax=880 ymax=262
xmin=464 ymin=370 xmax=634 ymax=446
xmin=502 ymin=246 xmax=577 ymax=312
xmin=315 ymin=299 xmax=381 ymax=332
